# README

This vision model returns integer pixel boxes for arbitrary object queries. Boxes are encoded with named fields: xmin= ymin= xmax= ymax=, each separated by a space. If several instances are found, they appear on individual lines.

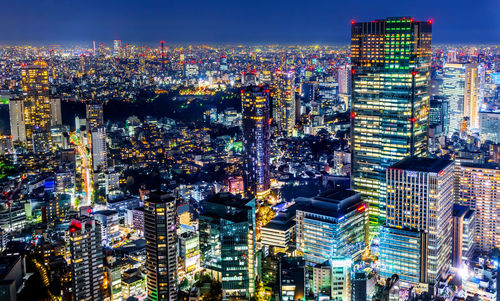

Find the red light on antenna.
xmin=351 ymin=19 xmax=356 ymax=25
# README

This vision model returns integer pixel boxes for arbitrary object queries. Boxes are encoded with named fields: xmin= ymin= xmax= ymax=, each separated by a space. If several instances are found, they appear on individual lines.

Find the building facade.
xmin=144 ymin=191 xmax=178 ymax=301
xmin=242 ymin=85 xmax=271 ymax=199
xmin=351 ymin=17 xmax=432 ymax=227
xmin=381 ymin=157 xmax=454 ymax=288
xmin=456 ymin=163 xmax=500 ymax=253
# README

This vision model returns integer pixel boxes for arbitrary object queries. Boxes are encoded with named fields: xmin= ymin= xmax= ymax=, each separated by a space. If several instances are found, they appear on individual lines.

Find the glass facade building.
xmin=21 ymin=60 xmax=53 ymax=153
xmin=382 ymin=157 xmax=454 ymax=288
xmin=456 ymin=163 xmax=500 ymax=253
xmin=351 ymin=17 xmax=432 ymax=228
xmin=242 ymin=85 xmax=271 ymax=200
xmin=199 ymin=193 xmax=257 ymax=300
xmin=295 ymin=189 xmax=367 ymax=265
xmin=144 ymin=191 xmax=178 ymax=301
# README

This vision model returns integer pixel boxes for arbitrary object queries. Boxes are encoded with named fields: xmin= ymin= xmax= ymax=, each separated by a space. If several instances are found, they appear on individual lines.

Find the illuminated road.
xmin=70 ymin=131 xmax=92 ymax=206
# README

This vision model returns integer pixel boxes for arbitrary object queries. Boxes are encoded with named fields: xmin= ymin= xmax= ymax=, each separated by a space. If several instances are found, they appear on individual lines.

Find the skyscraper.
xmin=9 ymin=98 xmax=26 ymax=143
xmin=113 ymin=40 xmax=122 ymax=57
xmin=91 ymin=126 xmax=107 ymax=172
xmin=21 ymin=60 xmax=53 ymax=152
xmin=242 ymin=85 xmax=271 ymax=200
xmin=67 ymin=218 xmax=104 ymax=301
xmin=144 ymin=191 xmax=177 ymax=301
xmin=294 ymin=189 xmax=367 ymax=265
xmin=441 ymin=63 xmax=481 ymax=133
xmin=86 ymin=101 xmax=104 ymax=131
xmin=464 ymin=63 xmax=480 ymax=130
xmin=273 ymin=71 xmax=296 ymax=136
xmin=350 ymin=17 xmax=432 ymax=227
xmin=199 ymin=193 xmax=257 ymax=300
xmin=456 ymin=163 xmax=500 ymax=253
xmin=380 ymin=157 xmax=454 ymax=289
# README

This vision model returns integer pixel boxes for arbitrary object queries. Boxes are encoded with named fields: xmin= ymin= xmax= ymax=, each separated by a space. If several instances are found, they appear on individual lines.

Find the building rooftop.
xmin=389 ymin=156 xmax=453 ymax=173
xmin=0 ymin=256 xmax=21 ymax=280
xmin=145 ymin=190 xmax=176 ymax=204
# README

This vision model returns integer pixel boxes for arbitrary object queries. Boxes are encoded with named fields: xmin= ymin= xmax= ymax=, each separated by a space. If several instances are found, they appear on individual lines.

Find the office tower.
xmin=380 ymin=157 xmax=454 ymax=289
xmin=21 ymin=60 xmax=53 ymax=152
xmin=456 ymin=163 xmax=500 ymax=253
xmin=94 ymin=210 xmax=120 ymax=246
xmin=50 ymin=98 xmax=62 ymax=126
xmin=242 ymin=86 xmax=271 ymax=199
xmin=113 ymin=40 xmax=121 ymax=57
xmin=338 ymin=65 xmax=351 ymax=110
xmin=144 ymin=191 xmax=177 ymax=301
xmin=86 ymin=101 xmax=104 ymax=131
xmin=441 ymin=63 xmax=465 ymax=134
xmin=351 ymin=271 xmax=367 ymax=301
xmin=91 ymin=126 xmax=107 ymax=172
xmin=67 ymin=218 xmax=104 ymax=301
xmin=351 ymin=17 xmax=432 ymax=227
xmin=430 ymin=96 xmax=449 ymax=135
xmin=451 ymin=204 xmax=475 ymax=268
xmin=199 ymin=193 xmax=256 ymax=300
xmin=278 ymin=257 xmax=306 ymax=301
xmin=9 ymin=98 xmax=26 ymax=143
xmin=273 ymin=71 xmax=296 ymax=136
xmin=441 ymin=63 xmax=481 ymax=133
xmin=295 ymin=189 xmax=367 ymax=265
xmin=464 ymin=63 xmax=480 ymax=130
xmin=480 ymin=111 xmax=500 ymax=143
xmin=178 ymin=231 xmax=200 ymax=283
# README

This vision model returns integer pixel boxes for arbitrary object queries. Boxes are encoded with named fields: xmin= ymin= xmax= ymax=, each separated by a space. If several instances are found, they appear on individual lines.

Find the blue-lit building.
xmin=294 ymin=189 xmax=368 ymax=265
xmin=199 ymin=193 xmax=257 ymax=300
xmin=380 ymin=157 xmax=454 ymax=290
xmin=242 ymin=85 xmax=271 ymax=200
xmin=350 ymin=17 xmax=432 ymax=228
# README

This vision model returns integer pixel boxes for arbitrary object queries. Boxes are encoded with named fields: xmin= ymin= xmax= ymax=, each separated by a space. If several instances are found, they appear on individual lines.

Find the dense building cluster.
xmin=0 ymin=15 xmax=498 ymax=301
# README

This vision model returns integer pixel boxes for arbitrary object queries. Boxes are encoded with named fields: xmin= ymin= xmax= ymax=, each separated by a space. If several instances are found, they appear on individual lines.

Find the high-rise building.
xmin=113 ymin=40 xmax=122 ymax=57
xmin=430 ymin=96 xmax=449 ymax=135
xmin=9 ymin=98 xmax=26 ymax=143
xmin=86 ymin=102 xmax=104 ymax=131
xmin=67 ymin=218 xmax=104 ymax=301
xmin=479 ymin=111 xmax=500 ymax=143
xmin=199 ymin=193 xmax=257 ymax=300
xmin=21 ymin=60 xmax=53 ymax=152
xmin=242 ymin=85 xmax=271 ymax=199
xmin=50 ymin=97 xmax=62 ymax=126
xmin=144 ymin=191 xmax=177 ymax=301
xmin=441 ymin=63 xmax=481 ymax=133
xmin=351 ymin=17 xmax=432 ymax=227
xmin=91 ymin=126 xmax=107 ymax=172
xmin=380 ymin=157 xmax=454 ymax=289
xmin=451 ymin=204 xmax=475 ymax=268
xmin=456 ymin=163 xmax=500 ymax=253
xmin=273 ymin=71 xmax=296 ymax=136
xmin=295 ymin=189 xmax=368 ymax=265
xmin=464 ymin=63 xmax=481 ymax=130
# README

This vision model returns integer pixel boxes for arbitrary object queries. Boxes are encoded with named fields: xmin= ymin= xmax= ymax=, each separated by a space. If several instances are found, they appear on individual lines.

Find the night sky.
xmin=1 ymin=0 xmax=499 ymax=45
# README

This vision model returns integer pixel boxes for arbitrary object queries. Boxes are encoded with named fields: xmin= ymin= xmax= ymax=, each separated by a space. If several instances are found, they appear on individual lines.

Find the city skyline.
xmin=0 ymin=0 xmax=499 ymax=44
